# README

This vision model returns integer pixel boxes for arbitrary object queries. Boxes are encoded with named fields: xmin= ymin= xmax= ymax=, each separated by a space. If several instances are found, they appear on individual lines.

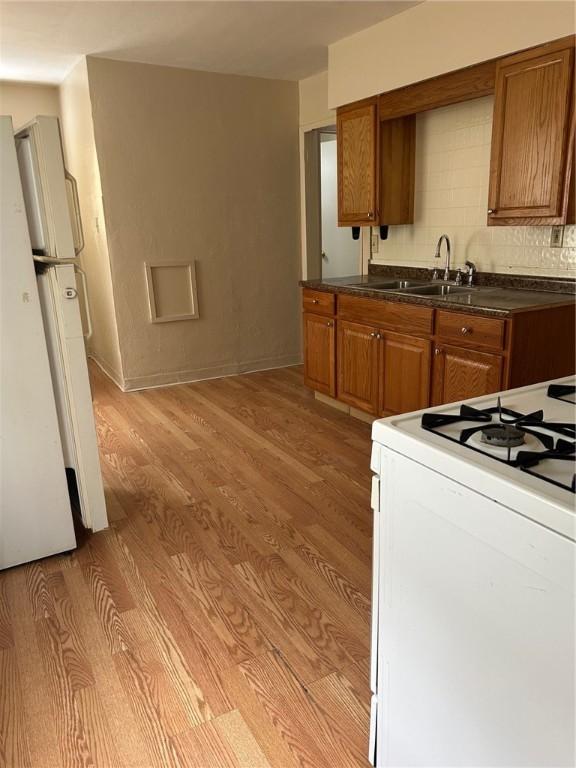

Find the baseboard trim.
xmin=121 ymin=354 xmax=303 ymax=392
xmin=314 ymin=391 xmax=376 ymax=423
xmin=88 ymin=353 xmax=125 ymax=391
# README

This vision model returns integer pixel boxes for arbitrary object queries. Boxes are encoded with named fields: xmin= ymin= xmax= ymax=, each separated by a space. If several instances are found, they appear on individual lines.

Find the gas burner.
xmin=480 ymin=424 xmax=525 ymax=448
xmin=421 ymin=394 xmax=576 ymax=492
xmin=548 ymin=384 xmax=576 ymax=405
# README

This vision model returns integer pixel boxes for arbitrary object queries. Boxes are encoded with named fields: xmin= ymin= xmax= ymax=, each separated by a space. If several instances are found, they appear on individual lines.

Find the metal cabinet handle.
xmin=487 ymin=208 xmax=496 ymax=214
xmin=434 ymin=347 xmax=442 ymax=356
xmin=370 ymin=332 xmax=377 ymax=338
xmin=326 ymin=321 xmax=333 ymax=327
xmin=312 ymin=298 xmax=319 ymax=304
xmin=368 ymin=211 xmax=375 ymax=219
xmin=461 ymin=326 xmax=472 ymax=335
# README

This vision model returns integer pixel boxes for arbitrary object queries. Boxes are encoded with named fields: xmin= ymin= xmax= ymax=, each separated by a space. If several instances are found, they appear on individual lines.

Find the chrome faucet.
xmin=434 ymin=234 xmax=452 ymax=281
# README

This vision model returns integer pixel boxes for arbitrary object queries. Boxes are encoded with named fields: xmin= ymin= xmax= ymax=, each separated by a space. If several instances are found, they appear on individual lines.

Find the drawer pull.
xmin=488 ymin=208 xmax=496 ymax=214
xmin=370 ymin=332 xmax=378 ymax=338
xmin=461 ymin=326 xmax=472 ymax=335
xmin=326 ymin=321 xmax=333 ymax=327
xmin=434 ymin=347 xmax=442 ymax=356
xmin=312 ymin=299 xmax=319 ymax=304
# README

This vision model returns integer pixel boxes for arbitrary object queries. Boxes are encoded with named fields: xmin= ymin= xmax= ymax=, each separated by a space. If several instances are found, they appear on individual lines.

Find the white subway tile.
xmin=387 ymin=97 xmax=573 ymax=278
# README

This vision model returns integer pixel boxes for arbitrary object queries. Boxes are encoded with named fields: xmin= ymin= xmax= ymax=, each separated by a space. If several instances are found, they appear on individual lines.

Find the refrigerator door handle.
xmin=74 ymin=266 xmax=93 ymax=340
xmin=65 ymin=169 xmax=85 ymax=256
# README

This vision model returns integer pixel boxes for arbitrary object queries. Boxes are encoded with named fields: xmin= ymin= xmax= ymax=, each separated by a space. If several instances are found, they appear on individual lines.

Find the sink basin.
xmin=351 ymin=279 xmax=428 ymax=290
xmin=399 ymin=284 xmax=475 ymax=297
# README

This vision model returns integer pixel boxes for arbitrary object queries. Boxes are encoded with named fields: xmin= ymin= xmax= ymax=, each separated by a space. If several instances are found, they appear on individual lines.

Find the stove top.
xmin=422 ymin=396 xmax=575 ymax=493
xmin=372 ymin=376 xmax=576 ymax=539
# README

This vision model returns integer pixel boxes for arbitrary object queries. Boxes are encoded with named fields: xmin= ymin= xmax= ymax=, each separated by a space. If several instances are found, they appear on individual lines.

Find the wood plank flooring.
xmin=0 ymin=364 xmax=373 ymax=768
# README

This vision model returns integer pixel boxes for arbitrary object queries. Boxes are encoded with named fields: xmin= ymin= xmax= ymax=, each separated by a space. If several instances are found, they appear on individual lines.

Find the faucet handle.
xmin=465 ymin=260 xmax=476 ymax=286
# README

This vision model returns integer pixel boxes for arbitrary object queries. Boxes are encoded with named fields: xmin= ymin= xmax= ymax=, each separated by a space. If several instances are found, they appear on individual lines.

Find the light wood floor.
xmin=1 ymin=364 xmax=374 ymax=768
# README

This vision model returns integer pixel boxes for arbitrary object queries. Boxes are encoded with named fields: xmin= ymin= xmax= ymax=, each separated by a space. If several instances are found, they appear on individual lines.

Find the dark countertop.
xmin=300 ymin=271 xmax=576 ymax=318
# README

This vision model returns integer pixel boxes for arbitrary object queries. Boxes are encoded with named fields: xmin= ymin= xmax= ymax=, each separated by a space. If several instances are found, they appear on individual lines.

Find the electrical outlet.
xmin=550 ymin=226 xmax=564 ymax=248
xmin=371 ymin=232 xmax=379 ymax=253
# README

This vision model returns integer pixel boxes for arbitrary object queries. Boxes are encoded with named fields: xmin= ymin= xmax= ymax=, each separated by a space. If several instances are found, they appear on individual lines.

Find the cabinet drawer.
xmin=435 ymin=310 xmax=506 ymax=351
xmin=339 ymin=294 xmax=433 ymax=336
xmin=303 ymin=289 xmax=335 ymax=316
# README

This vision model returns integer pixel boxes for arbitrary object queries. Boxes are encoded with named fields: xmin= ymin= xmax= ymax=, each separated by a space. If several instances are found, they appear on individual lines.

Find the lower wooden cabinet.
xmin=337 ymin=323 xmax=431 ymax=415
xmin=302 ymin=288 xmax=575 ymax=418
xmin=337 ymin=320 xmax=380 ymax=412
xmin=380 ymin=332 xmax=431 ymax=415
xmin=432 ymin=344 xmax=503 ymax=406
xmin=303 ymin=312 xmax=336 ymax=397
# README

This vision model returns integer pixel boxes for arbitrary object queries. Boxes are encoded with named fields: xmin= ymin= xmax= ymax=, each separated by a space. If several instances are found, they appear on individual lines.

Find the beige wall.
xmin=86 ymin=57 xmax=301 ymax=390
xmin=299 ymin=71 xmax=335 ymax=129
xmin=328 ymin=1 xmax=575 ymax=107
xmin=371 ymin=97 xmax=576 ymax=278
xmin=59 ymin=58 xmax=124 ymax=386
xmin=0 ymin=81 xmax=60 ymax=129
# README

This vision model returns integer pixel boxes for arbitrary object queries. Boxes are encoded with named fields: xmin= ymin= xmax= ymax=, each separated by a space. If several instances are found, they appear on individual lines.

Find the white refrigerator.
xmin=0 ymin=115 xmax=107 ymax=570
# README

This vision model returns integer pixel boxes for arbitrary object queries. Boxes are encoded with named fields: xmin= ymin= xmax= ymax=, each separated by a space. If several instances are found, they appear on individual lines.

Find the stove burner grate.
xmin=547 ymin=384 xmax=576 ymax=405
xmin=421 ymin=397 xmax=576 ymax=493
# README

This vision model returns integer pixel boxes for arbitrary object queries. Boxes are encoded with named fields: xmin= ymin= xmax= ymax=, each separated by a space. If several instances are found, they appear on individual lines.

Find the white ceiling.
xmin=0 ymin=1 xmax=419 ymax=84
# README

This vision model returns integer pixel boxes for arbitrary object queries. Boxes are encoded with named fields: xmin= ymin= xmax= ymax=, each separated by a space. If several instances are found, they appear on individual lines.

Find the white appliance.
xmin=369 ymin=377 xmax=575 ymax=767
xmin=0 ymin=115 xmax=107 ymax=570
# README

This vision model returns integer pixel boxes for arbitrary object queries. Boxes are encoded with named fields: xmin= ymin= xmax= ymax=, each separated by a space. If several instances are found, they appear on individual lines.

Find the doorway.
xmin=302 ymin=126 xmax=362 ymax=280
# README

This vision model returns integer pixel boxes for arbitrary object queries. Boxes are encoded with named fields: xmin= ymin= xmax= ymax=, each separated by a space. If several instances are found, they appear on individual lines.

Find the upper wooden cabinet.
xmin=337 ymin=100 xmax=415 ymax=226
xmin=488 ymin=41 xmax=575 ymax=225
xmin=335 ymin=35 xmax=575 ymax=228
xmin=337 ymin=101 xmax=379 ymax=225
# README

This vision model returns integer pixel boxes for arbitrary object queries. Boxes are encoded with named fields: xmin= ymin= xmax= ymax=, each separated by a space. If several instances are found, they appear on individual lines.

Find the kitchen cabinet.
xmin=337 ymin=101 xmax=379 ymax=225
xmin=336 ymin=100 xmax=415 ymax=226
xmin=337 ymin=319 xmax=380 ymax=412
xmin=303 ymin=312 xmax=336 ymax=397
xmin=336 ymin=36 xmax=575 ymax=229
xmin=379 ymin=332 xmax=430 ymax=415
xmin=431 ymin=345 xmax=503 ymax=406
xmin=302 ymin=289 xmax=575 ymax=417
xmin=488 ymin=40 xmax=575 ymax=225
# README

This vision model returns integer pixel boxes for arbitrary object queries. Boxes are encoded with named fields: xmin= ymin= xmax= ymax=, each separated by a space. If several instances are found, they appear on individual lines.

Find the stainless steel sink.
xmin=351 ymin=279 xmax=429 ymax=290
xmin=399 ymin=283 xmax=475 ymax=297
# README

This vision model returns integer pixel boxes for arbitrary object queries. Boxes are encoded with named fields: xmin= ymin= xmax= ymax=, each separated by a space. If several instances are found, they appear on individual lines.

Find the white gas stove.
xmin=368 ymin=376 xmax=575 ymax=768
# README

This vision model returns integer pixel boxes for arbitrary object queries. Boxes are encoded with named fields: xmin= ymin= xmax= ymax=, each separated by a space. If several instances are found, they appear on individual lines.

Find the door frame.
xmin=299 ymin=121 xmax=370 ymax=281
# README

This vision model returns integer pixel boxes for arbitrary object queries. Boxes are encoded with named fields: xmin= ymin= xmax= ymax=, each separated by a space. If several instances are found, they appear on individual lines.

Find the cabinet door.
xmin=303 ymin=312 xmax=336 ymax=397
xmin=379 ymin=331 xmax=431 ymax=416
xmin=337 ymin=320 xmax=379 ymax=414
xmin=432 ymin=345 xmax=503 ymax=406
xmin=488 ymin=44 xmax=574 ymax=223
xmin=337 ymin=102 xmax=378 ymax=225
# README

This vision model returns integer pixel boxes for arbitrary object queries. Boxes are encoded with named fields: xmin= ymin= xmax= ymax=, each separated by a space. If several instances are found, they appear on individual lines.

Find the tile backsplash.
xmin=372 ymin=96 xmax=576 ymax=278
